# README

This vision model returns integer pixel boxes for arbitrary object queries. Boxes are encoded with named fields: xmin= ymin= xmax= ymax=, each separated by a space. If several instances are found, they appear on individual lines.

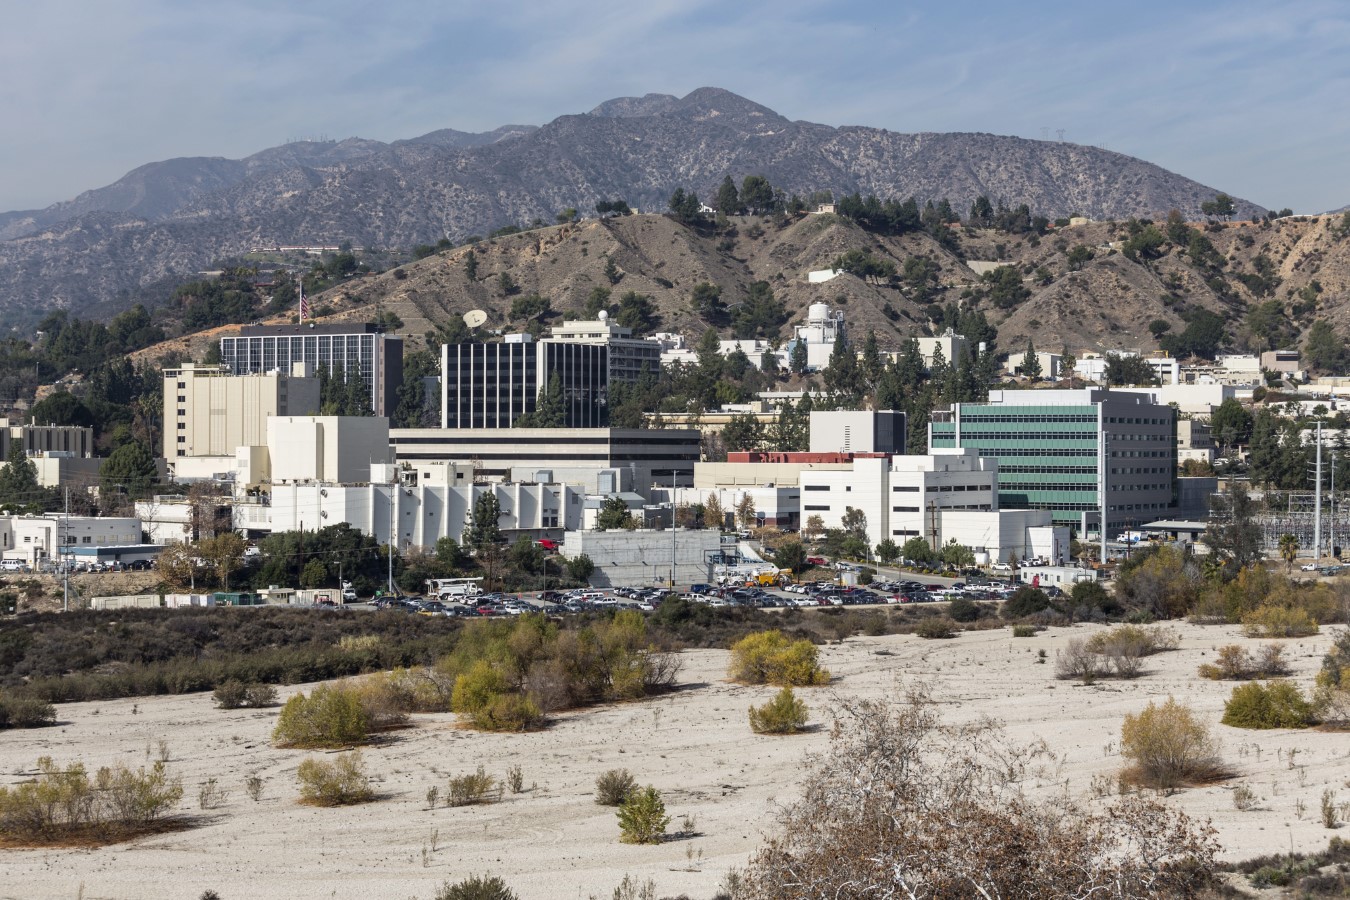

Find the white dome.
xmin=808 ymin=302 xmax=829 ymax=322
xmin=597 ymin=309 xmax=609 ymax=321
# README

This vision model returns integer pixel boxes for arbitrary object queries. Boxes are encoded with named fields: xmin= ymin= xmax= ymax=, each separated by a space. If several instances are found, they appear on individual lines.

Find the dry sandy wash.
xmin=2 ymin=622 xmax=1347 ymax=900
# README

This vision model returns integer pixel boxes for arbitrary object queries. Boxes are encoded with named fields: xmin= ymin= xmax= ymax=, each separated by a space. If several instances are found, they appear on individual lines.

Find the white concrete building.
xmin=914 ymin=331 xmax=971 ymax=370
xmin=808 ymin=410 xmax=907 ymax=454
xmin=0 ymin=515 xmax=142 ymax=566
xmin=1005 ymin=350 xmax=1064 ymax=379
xmin=261 ymin=480 xmax=582 ymax=551
xmin=560 ymin=529 xmax=723 ymax=588
xmin=267 ymin=416 xmax=392 ymax=485
xmin=1117 ymin=384 xmax=1236 ymax=416
xmin=783 ymin=302 xmax=845 ymax=372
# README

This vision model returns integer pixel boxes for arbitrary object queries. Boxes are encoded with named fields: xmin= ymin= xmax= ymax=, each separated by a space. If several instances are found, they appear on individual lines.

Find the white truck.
xmin=1116 ymin=531 xmax=1146 ymax=544
xmin=426 ymin=577 xmax=483 ymax=601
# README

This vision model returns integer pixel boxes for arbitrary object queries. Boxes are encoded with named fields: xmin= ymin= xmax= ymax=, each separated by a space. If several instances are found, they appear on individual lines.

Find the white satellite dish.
xmin=597 ymin=309 xmax=608 ymax=321
xmin=464 ymin=309 xmax=488 ymax=328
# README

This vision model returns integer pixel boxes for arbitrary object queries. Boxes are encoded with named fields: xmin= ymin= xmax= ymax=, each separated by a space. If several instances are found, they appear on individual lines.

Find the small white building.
xmin=0 ymin=515 xmax=142 ymax=566
xmin=781 ymin=302 xmax=845 ymax=372
xmin=268 ymin=416 xmax=392 ymax=485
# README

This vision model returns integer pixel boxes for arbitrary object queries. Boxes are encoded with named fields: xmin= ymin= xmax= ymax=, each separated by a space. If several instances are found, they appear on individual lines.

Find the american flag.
xmin=298 ymin=278 xmax=309 ymax=321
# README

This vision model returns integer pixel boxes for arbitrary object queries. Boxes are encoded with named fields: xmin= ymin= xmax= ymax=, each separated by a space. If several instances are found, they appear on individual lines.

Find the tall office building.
xmin=929 ymin=388 xmax=1176 ymax=535
xmin=441 ymin=337 xmax=610 ymax=428
xmin=220 ymin=323 xmax=403 ymax=417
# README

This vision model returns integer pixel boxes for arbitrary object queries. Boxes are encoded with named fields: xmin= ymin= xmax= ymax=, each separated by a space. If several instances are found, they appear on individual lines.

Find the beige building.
xmin=164 ymin=363 xmax=320 ymax=461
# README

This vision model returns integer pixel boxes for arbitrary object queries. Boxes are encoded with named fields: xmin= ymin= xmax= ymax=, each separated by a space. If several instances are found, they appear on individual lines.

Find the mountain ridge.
xmin=0 ymin=87 xmax=1273 ymax=321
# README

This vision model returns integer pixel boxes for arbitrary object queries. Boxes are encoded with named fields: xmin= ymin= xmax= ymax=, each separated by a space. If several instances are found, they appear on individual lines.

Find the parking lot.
xmin=365 ymin=568 xmax=1034 ymax=618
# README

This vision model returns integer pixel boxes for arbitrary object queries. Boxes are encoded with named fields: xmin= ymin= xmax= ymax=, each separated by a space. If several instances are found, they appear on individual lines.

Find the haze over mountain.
xmin=0 ymin=87 xmax=1267 ymax=322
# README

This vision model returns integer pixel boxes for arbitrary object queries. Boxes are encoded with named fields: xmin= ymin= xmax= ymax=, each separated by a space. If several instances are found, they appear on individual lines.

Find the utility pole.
xmin=62 ymin=486 xmax=69 ymax=612
xmin=1099 ymin=433 xmax=1108 ymax=570
xmin=1314 ymin=423 xmax=1323 ymax=564
xmin=669 ymin=472 xmax=676 ymax=589
xmin=388 ymin=481 xmax=396 ymax=596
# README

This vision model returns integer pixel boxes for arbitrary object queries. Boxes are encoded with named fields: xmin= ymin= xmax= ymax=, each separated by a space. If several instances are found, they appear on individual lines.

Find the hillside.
xmin=164 ymin=210 xmax=1348 ymax=365
xmin=0 ymin=87 xmax=1265 ymax=322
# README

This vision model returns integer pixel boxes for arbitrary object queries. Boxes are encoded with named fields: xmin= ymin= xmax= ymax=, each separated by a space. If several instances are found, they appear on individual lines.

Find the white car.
xmin=1300 ymin=563 xmax=1319 ymax=572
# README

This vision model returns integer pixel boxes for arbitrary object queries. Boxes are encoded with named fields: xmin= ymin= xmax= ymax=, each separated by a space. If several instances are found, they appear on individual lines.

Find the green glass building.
xmin=929 ymin=388 xmax=1176 ymax=536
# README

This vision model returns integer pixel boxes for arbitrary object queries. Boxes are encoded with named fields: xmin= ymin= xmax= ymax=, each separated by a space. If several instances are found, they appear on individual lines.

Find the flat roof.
xmin=1141 ymin=520 xmax=1208 ymax=532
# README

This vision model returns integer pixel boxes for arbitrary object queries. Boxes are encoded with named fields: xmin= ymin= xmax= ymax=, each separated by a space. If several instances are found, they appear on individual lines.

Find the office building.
xmin=220 ymin=323 xmax=403 ymax=417
xmin=390 ymin=427 xmax=700 ymax=491
xmin=544 ymin=315 xmax=662 ymax=383
xmin=265 ymin=479 xmax=582 ymax=551
xmin=163 ymin=363 xmax=320 ymax=462
xmin=441 ymin=338 xmax=610 ymax=428
xmin=929 ymin=388 xmax=1177 ymax=535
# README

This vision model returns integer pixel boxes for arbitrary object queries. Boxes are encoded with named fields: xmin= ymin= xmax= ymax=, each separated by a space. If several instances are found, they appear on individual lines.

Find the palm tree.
xmin=1278 ymin=533 xmax=1299 ymax=574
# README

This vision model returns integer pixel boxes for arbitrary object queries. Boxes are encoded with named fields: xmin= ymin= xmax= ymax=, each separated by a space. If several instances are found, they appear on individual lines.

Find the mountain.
xmin=0 ymin=87 xmax=1266 ymax=322
xmin=130 ymin=210 xmax=1345 ymax=374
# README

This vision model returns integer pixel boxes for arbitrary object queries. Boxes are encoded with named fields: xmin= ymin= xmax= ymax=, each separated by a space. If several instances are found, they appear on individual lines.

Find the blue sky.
xmin=2 ymin=0 xmax=1346 ymax=213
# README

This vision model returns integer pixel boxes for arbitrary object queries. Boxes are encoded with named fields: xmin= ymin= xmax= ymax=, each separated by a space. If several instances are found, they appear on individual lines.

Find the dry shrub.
xmin=1011 ymin=625 xmax=1037 ymax=638
xmin=739 ymin=686 xmax=1219 ymax=898
xmin=272 ymin=684 xmax=371 ymax=748
xmin=1055 ymin=637 xmax=1105 ymax=682
xmin=1198 ymin=644 xmax=1289 ymax=681
xmin=447 ymin=766 xmax=501 ymax=806
xmin=728 ymin=630 xmax=829 ymax=686
xmin=1058 ymin=625 xmax=1178 ymax=681
xmin=0 ymin=756 xmax=183 ymax=843
xmin=296 ymin=751 xmax=373 ymax=806
xmin=915 ymin=616 xmax=957 ymax=640
xmin=749 ymin=688 xmax=809 ymax=735
xmin=212 ymin=680 xmax=278 ymax=709
xmin=595 ymin=769 xmax=637 ymax=806
xmin=1120 ymin=696 xmax=1228 ymax=792
xmin=1243 ymin=604 xmax=1319 ymax=638
xmin=0 ymin=693 xmax=56 ymax=728
xmin=434 ymin=875 xmax=519 ymax=900
xmin=1221 ymin=680 xmax=1317 ymax=729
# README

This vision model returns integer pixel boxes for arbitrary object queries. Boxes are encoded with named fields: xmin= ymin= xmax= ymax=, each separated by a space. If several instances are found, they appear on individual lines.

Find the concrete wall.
xmin=268 ymin=415 xmax=391 ymax=484
xmin=561 ymin=529 xmax=722 ymax=588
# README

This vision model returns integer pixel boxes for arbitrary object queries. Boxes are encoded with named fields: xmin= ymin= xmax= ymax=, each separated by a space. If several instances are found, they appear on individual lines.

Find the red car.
xmin=536 ymin=539 xmax=560 ymax=552
xmin=806 ymin=556 xmax=827 ymax=566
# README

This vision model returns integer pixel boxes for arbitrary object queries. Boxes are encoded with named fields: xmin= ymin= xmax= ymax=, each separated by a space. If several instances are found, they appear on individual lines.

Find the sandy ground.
xmin=2 ymin=622 xmax=1348 ymax=900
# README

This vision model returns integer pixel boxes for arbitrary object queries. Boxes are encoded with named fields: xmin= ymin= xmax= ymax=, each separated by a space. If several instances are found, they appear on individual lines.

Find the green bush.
xmin=434 ymin=875 xmax=519 ymax=900
xmin=272 ymin=684 xmax=372 ymax=748
xmin=1222 ymin=680 xmax=1317 ymax=729
xmin=295 ymin=751 xmax=374 ymax=806
xmin=728 ymin=630 xmax=829 ymax=686
xmin=915 ymin=617 xmax=957 ymax=639
xmin=947 ymin=597 xmax=980 ymax=622
xmin=617 ymin=786 xmax=669 ymax=844
xmin=595 ymin=769 xmax=637 ymax=806
xmin=1121 ymin=697 xmax=1226 ymax=791
xmin=447 ymin=766 xmax=502 ymax=806
xmin=1001 ymin=586 xmax=1050 ymax=619
xmin=749 ymin=687 xmax=809 ymax=734
xmin=1011 ymin=625 xmax=1037 ymax=638
xmin=1242 ymin=605 xmax=1319 ymax=638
